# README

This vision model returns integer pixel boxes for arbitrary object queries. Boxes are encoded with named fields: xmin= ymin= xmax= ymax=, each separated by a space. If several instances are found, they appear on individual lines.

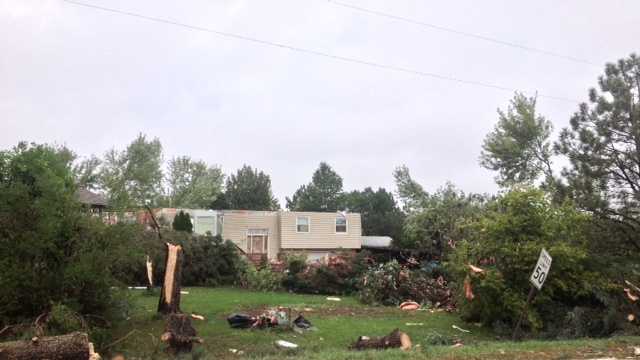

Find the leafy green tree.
xmin=556 ymin=54 xmax=640 ymax=252
xmin=286 ymin=162 xmax=344 ymax=211
xmin=343 ymin=187 xmax=404 ymax=241
xmin=99 ymin=133 xmax=163 ymax=209
xmin=447 ymin=188 xmax=609 ymax=335
xmin=400 ymin=182 xmax=486 ymax=256
xmin=0 ymin=142 xmax=140 ymax=323
xmin=167 ymin=156 xmax=223 ymax=208
xmin=225 ymin=165 xmax=279 ymax=210
xmin=209 ymin=192 xmax=230 ymax=210
xmin=73 ymin=155 xmax=101 ymax=190
xmin=393 ymin=165 xmax=428 ymax=212
xmin=480 ymin=93 xmax=554 ymax=187
xmin=172 ymin=210 xmax=193 ymax=233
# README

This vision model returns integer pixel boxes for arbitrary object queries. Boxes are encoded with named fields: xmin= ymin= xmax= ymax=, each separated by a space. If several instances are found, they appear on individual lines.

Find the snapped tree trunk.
xmin=157 ymin=243 xmax=183 ymax=314
xmin=351 ymin=328 xmax=412 ymax=351
xmin=0 ymin=332 xmax=100 ymax=360
xmin=160 ymin=313 xmax=202 ymax=355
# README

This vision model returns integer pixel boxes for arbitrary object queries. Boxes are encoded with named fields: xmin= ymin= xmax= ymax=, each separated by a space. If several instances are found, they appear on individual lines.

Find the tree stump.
xmin=351 ymin=328 xmax=412 ymax=351
xmin=0 ymin=332 xmax=100 ymax=360
xmin=160 ymin=314 xmax=202 ymax=355
xmin=157 ymin=243 xmax=183 ymax=314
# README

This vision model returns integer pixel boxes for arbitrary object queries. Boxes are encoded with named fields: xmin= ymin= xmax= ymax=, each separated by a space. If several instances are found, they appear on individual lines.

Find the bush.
xmin=244 ymin=265 xmax=283 ymax=292
xmin=0 ymin=143 xmax=140 ymax=326
xmin=121 ymin=230 xmax=245 ymax=287
xmin=446 ymin=188 xmax=614 ymax=337
xmin=283 ymin=251 xmax=374 ymax=295
xmin=172 ymin=210 xmax=193 ymax=233
xmin=47 ymin=303 xmax=86 ymax=336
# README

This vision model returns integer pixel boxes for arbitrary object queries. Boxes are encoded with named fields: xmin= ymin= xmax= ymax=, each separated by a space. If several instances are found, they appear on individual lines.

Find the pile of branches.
xmin=358 ymin=260 xmax=454 ymax=309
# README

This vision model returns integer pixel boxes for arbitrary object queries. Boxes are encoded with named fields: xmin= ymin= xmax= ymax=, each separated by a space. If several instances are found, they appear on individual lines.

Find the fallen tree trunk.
xmin=351 ymin=328 xmax=411 ymax=351
xmin=0 ymin=332 xmax=100 ymax=360
xmin=161 ymin=314 xmax=202 ymax=355
xmin=157 ymin=243 xmax=183 ymax=314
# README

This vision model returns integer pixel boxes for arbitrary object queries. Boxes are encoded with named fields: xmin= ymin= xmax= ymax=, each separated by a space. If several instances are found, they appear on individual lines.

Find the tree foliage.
xmin=225 ymin=165 xmax=279 ymax=210
xmin=73 ymin=155 xmax=101 ymax=190
xmin=167 ymin=156 xmax=223 ymax=208
xmin=99 ymin=133 xmax=163 ymax=209
xmin=393 ymin=165 xmax=428 ymax=212
xmin=480 ymin=93 xmax=554 ymax=187
xmin=447 ymin=189 xmax=613 ymax=335
xmin=556 ymin=53 xmax=640 ymax=252
xmin=343 ymin=187 xmax=404 ymax=241
xmin=172 ymin=210 xmax=193 ymax=233
xmin=286 ymin=162 xmax=344 ymax=211
xmin=399 ymin=182 xmax=486 ymax=256
xmin=0 ymin=142 xmax=140 ymax=324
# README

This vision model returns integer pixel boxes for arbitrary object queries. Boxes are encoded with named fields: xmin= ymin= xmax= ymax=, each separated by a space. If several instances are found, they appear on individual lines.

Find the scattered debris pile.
xmin=227 ymin=308 xmax=316 ymax=332
xmin=351 ymin=328 xmax=412 ymax=351
xmin=358 ymin=260 xmax=454 ymax=309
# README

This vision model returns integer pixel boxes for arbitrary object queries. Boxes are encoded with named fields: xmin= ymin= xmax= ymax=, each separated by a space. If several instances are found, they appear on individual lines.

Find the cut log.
xmin=157 ymin=243 xmax=183 ymax=314
xmin=351 ymin=328 xmax=411 ymax=351
xmin=161 ymin=314 xmax=202 ymax=355
xmin=0 ymin=332 xmax=100 ymax=360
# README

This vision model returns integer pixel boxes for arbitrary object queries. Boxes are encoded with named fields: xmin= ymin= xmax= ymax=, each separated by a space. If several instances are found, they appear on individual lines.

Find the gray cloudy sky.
xmin=1 ymin=0 xmax=639 ymax=203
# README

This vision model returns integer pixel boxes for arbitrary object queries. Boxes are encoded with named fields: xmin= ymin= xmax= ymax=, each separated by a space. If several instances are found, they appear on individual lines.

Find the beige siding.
xmin=220 ymin=210 xmax=280 ymax=260
xmin=279 ymin=212 xmax=362 ymax=250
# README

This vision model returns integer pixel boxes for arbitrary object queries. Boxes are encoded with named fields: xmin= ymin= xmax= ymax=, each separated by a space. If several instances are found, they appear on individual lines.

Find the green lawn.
xmin=109 ymin=288 xmax=639 ymax=359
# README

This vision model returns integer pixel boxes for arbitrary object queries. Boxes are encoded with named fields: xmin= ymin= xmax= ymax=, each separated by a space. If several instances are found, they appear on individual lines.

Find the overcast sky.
xmin=1 ymin=0 xmax=639 ymax=204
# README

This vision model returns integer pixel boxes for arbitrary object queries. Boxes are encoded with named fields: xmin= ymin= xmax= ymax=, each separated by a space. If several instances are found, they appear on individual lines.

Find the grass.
xmin=108 ymin=287 xmax=640 ymax=359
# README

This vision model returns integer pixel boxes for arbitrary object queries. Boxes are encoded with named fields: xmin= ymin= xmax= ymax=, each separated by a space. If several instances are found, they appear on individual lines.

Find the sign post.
xmin=512 ymin=249 xmax=552 ymax=341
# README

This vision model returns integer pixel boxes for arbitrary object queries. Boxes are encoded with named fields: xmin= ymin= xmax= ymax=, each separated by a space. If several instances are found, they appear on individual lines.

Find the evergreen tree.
xmin=172 ymin=210 xmax=193 ymax=233
xmin=225 ymin=165 xmax=279 ymax=210
xmin=556 ymin=53 xmax=640 ymax=251
xmin=286 ymin=162 xmax=344 ymax=211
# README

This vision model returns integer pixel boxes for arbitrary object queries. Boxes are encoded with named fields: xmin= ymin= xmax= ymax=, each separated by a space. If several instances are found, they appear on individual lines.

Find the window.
xmin=296 ymin=216 xmax=310 ymax=233
xmin=247 ymin=229 xmax=268 ymax=254
xmin=336 ymin=216 xmax=347 ymax=233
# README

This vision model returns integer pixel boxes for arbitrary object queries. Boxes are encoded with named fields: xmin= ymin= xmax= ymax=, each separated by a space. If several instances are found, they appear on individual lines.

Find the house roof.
xmin=361 ymin=236 xmax=393 ymax=248
xmin=76 ymin=188 xmax=108 ymax=207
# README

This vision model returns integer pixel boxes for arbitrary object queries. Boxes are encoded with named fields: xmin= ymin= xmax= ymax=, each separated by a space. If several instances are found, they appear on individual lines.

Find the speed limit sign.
xmin=530 ymin=249 xmax=552 ymax=290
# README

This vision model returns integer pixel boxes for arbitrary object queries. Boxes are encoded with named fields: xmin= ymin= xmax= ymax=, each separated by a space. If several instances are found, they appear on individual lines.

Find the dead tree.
xmin=351 ymin=328 xmax=412 ymax=351
xmin=157 ymin=243 xmax=183 ymax=314
xmin=160 ymin=314 xmax=202 ymax=355
xmin=0 ymin=332 xmax=100 ymax=360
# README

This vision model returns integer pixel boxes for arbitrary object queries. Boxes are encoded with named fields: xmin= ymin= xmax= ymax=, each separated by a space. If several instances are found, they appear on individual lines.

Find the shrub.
xmin=0 ymin=143 xmax=140 ymax=326
xmin=47 ymin=303 xmax=86 ymax=336
xmin=121 ymin=230 xmax=245 ymax=287
xmin=283 ymin=251 xmax=374 ymax=295
xmin=172 ymin=210 xmax=193 ymax=233
xmin=284 ymin=253 xmax=307 ymax=276
xmin=446 ymin=188 xmax=614 ymax=336
xmin=244 ymin=265 xmax=283 ymax=292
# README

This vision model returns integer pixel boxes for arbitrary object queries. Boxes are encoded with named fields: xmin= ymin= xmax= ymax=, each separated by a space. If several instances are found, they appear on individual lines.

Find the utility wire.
xmin=60 ymin=0 xmax=580 ymax=103
xmin=328 ymin=0 xmax=599 ymax=67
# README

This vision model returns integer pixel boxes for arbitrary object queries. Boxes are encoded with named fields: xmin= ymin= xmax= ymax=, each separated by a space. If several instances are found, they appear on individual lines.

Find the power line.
xmin=60 ymin=0 xmax=580 ymax=103
xmin=328 ymin=0 xmax=599 ymax=67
